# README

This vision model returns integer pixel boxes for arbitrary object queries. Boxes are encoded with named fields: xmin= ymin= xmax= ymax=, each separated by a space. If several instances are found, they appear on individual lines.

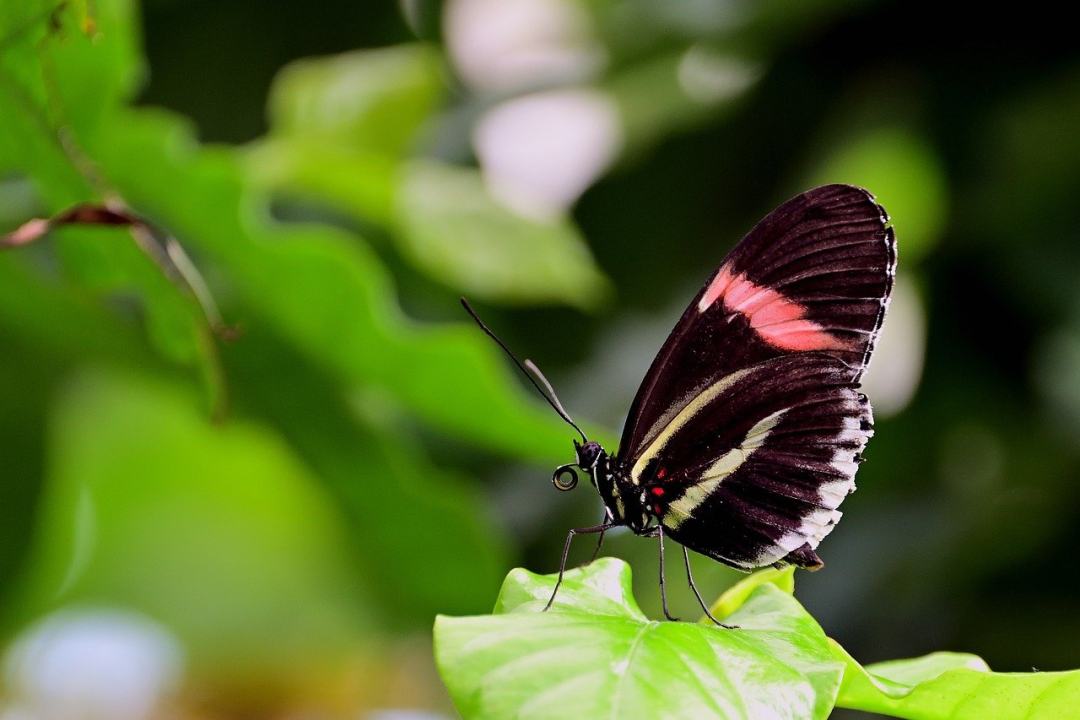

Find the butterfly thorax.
xmin=586 ymin=448 xmax=652 ymax=533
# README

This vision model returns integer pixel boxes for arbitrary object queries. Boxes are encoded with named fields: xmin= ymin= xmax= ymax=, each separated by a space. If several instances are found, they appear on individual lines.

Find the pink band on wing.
xmin=698 ymin=266 xmax=849 ymax=351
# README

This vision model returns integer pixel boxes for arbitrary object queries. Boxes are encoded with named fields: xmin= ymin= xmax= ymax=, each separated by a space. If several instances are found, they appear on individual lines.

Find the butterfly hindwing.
xmin=630 ymin=354 xmax=872 ymax=570
xmin=620 ymin=185 xmax=893 ymax=459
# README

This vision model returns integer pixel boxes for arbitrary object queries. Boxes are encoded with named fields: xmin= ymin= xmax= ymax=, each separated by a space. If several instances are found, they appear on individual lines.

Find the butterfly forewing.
xmin=633 ymin=354 xmax=872 ymax=570
xmin=620 ymin=184 xmax=894 ymax=458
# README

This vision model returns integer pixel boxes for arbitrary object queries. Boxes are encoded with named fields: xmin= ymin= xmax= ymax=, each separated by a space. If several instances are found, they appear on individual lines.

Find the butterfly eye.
xmin=552 ymin=464 xmax=580 ymax=491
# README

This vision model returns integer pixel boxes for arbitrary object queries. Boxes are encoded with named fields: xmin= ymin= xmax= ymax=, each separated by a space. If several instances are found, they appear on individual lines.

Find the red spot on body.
xmin=652 ymin=504 xmax=663 ymax=515
xmin=656 ymin=467 xmax=667 ymax=479
xmin=650 ymin=486 xmax=665 ymax=497
xmin=698 ymin=265 xmax=850 ymax=352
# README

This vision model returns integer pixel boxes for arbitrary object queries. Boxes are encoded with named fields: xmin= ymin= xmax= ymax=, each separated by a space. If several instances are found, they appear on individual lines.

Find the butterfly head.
xmin=551 ymin=440 xmax=606 ymax=492
xmin=575 ymin=439 xmax=604 ymax=470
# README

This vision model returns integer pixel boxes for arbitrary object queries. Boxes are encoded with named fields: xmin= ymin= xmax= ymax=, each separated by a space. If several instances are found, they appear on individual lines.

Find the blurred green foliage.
xmin=18 ymin=369 xmax=370 ymax=676
xmin=0 ymin=0 xmax=587 ymax=710
xmin=811 ymin=128 xmax=946 ymax=265
xmin=2 ymin=0 xmax=1079 ymax=716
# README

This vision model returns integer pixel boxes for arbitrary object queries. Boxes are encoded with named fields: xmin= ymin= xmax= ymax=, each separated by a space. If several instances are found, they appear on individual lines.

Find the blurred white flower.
xmin=862 ymin=273 xmax=926 ymax=417
xmin=474 ymin=89 xmax=622 ymax=219
xmin=2 ymin=609 xmax=183 ymax=720
xmin=444 ymin=0 xmax=603 ymax=92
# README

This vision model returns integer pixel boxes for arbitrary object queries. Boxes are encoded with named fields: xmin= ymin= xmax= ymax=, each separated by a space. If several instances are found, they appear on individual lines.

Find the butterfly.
xmin=463 ymin=184 xmax=895 ymax=624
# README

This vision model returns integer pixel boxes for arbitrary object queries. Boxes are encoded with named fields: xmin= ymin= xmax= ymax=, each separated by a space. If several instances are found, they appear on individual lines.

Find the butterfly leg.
xmin=545 ymin=521 xmax=614 ymax=612
xmin=656 ymin=525 xmax=680 ymax=622
xmin=683 ymin=546 xmax=737 ymax=629
xmin=587 ymin=511 xmax=611 ymax=563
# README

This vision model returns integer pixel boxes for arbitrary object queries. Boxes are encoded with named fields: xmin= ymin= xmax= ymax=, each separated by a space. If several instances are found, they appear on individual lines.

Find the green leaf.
xmin=252 ymin=44 xmax=441 ymax=226
xmin=245 ymin=138 xmax=399 ymax=225
xmin=832 ymin=639 xmax=1080 ymax=719
xmin=2 ymin=0 xmax=586 ymax=462
xmin=96 ymin=112 xmax=581 ymax=460
xmin=0 ymin=251 xmax=142 ymax=361
xmin=396 ymin=160 xmax=612 ymax=309
xmin=10 ymin=369 xmax=369 ymax=676
xmin=865 ymin=652 xmax=991 ymax=688
xmin=0 ymin=0 xmax=141 ymax=135
xmin=225 ymin=328 xmax=510 ymax=621
xmin=435 ymin=558 xmax=844 ymax=720
xmin=252 ymin=132 xmax=613 ymax=310
xmin=3 ymin=0 xmax=595 ymax=638
xmin=1 ymin=0 xmax=581 ymax=635
xmin=703 ymin=565 xmax=795 ymax=622
xmin=0 ymin=1 xmax=222 ymax=402
xmin=267 ymin=44 xmax=443 ymax=157
xmin=256 ymin=45 xmax=612 ymax=308
xmin=50 ymin=224 xmax=208 ymax=366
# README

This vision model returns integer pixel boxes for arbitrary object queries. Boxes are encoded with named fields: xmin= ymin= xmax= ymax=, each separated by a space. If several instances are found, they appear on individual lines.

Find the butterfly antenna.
xmin=523 ymin=359 xmax=579 ymax=428
xmin=460 ymin=298 xmax=588 ymax=443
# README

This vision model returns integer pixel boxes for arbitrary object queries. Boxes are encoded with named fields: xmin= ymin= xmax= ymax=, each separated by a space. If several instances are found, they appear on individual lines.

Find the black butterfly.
xmin=464 ymin=184 xmax=895 ymax=624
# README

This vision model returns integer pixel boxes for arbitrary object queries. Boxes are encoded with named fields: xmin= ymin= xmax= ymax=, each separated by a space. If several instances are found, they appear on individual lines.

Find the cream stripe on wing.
xmin=629 ymin=367 xmax=754 ymax=484
xmin=665 ymin=408 xmax=788 ymax=529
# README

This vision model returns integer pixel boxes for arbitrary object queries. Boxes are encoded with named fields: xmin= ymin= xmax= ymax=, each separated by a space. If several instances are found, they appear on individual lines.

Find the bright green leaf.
xmin=396 ymin=160 xmax=612 ymax=309
xmin=832 ymin=639 xmax=1080 ymax=719
xmin=866 ymin=652 xmax=992 ymax=688
xmin=704 ymin=565 xmax=795 ymax=622
xmin=435 ymin=558 xmax=844 ymax=720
